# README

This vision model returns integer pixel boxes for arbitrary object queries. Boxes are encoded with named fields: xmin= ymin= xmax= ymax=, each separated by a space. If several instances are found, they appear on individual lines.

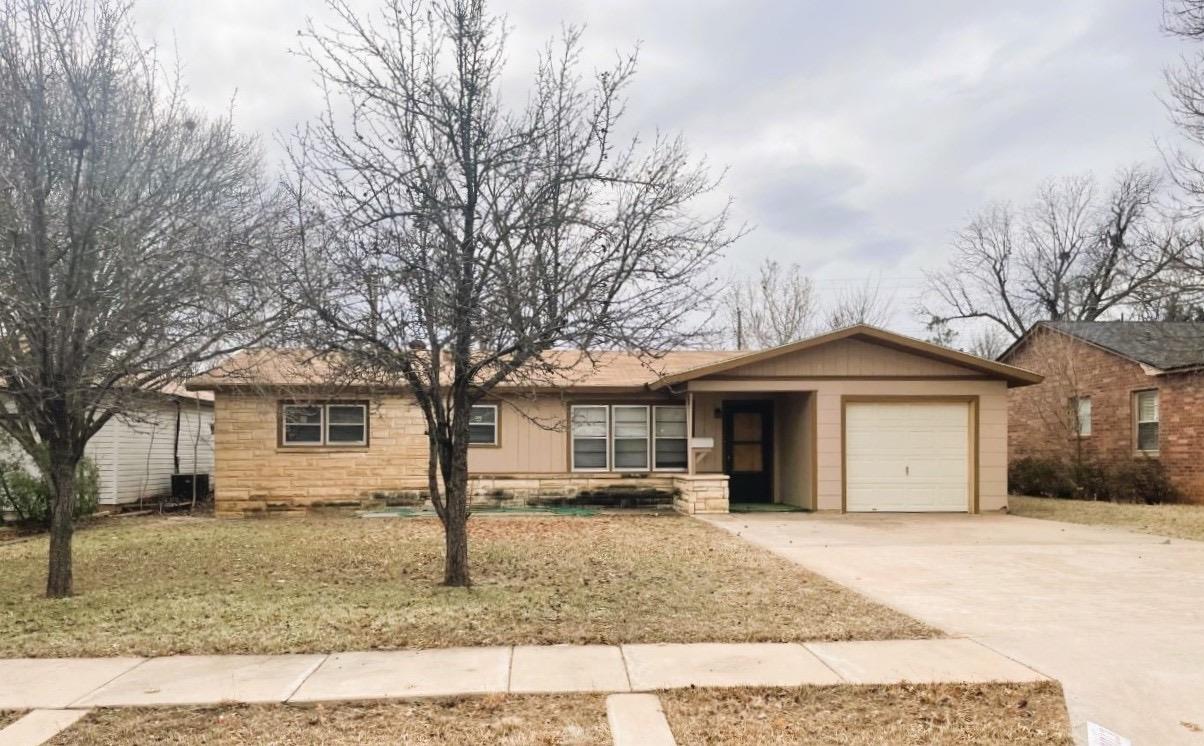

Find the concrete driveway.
xmin=703 ymin=512 xmax=1204 ymax=745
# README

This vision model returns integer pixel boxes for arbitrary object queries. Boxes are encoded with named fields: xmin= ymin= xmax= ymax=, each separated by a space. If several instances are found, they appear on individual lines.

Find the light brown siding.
xmin=713 ymin=337 xmax=979 ymax=378
xmin=467 ymin=397 xmax=569 ymax=473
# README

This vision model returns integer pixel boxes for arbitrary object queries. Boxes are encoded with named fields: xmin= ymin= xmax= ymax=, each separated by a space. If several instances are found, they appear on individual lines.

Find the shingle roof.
xmin=1036 ymin=321 xmax=1204 ymax=370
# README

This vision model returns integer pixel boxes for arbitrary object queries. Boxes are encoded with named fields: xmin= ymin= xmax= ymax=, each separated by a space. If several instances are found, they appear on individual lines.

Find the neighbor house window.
xmin=281 ymin=402 xmax=367 ymax=446
xmin=1071 ymin=397 xmax=1092 ymax=437
xmin=612 ymin=405 xmax=650 ymax=470
xmin=571 ymin=405 xmax=609 ymax=470
xmin=468 ymin=404 xmax=499 ymax=445
xmin=653 ymin=406 xmax=688 ymax=470
xmin=1135 ymin=390 xmax=1159 ymax=453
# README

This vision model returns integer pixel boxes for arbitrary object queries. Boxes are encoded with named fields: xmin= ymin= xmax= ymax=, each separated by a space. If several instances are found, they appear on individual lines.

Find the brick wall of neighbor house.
xmin=1006 ymin=327 xmax=1204 ymax=502
xmin=213 ymin=392 xmax=691 ymax=517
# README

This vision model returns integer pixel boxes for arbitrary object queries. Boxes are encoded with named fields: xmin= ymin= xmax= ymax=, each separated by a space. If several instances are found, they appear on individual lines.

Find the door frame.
xmin=722 ymin=399 xmax=775 ymax=503
xmin=839 ymin=395 xmax=979 ymax=514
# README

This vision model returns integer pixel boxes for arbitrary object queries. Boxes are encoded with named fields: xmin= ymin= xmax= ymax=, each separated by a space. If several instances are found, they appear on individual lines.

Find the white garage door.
xmin=845 ymin=401 xmax=971 ymax=512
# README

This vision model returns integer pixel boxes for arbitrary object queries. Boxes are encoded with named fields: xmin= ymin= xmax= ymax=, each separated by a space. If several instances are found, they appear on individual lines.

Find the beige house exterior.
xmin=186 ymin=325 xmax=1040 ymax=518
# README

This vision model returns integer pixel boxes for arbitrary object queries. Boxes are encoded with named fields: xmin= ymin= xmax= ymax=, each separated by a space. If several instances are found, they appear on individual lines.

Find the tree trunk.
xmin=46 ymin=451 xmax=78 ymax=598
xmin=442 ymin=434 xmax=471 ymax=587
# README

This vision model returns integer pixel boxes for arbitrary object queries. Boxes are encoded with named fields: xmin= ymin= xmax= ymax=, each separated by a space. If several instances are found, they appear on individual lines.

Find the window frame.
xmin=611 ymin=404 xmax=651 ymax=472
xmin=1070 ymin=396 xmax=1092 ymax=438
xmin=570 ymin=404 xmax=611 ymax=472
xmin=468 ymin=403 xmax=500 ymax=447
xmin=652 ymin=405 xmax=689 ymax=472
xmin=1133 ymin=389 xmax=1160 ymax=455
xmin=278 ymin=401 xmax=370 ymax=448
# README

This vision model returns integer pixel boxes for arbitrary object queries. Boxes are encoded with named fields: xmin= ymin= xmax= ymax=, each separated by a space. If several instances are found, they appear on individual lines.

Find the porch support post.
xmin=685 ymin=389 xmax=695 ymax=475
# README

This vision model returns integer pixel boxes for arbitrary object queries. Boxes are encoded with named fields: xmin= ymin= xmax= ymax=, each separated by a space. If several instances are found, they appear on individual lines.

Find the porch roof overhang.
xmin=648 ymin=324 xmax=1044 ymax=390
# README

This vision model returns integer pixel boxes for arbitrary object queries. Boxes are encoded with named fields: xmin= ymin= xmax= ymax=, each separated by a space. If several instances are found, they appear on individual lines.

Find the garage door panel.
xmin=845 ymin=401 xmax=971 ymax=513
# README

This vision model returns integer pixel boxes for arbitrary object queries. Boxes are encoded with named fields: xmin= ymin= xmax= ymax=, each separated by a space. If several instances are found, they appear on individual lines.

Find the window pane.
xmin=655 ymin=438 xmax=687 ymax=469
xmin=732 ymin=412 xmax=762 ymax=442
xmin=1074 ymin=398 xmax=1091 ymax=436
xmin=469 ymin=423 xmax=496 ymax=444
xmin=613 ymin=407 xmax=649 ymax=438
xmin=328 ymin=405 xmax=365 ymax=425
xmin=732 ymin=443 xmax=763 ymax=472
xmin=284 ymin=424 xmax=322 ymax=443
xmin=573 ymin=439 xmax=607 ymax=468
xmin=654 ymin=407 xmax=687 ymax=438
xmin=1138 ymin=422 xmax=1159 ymax=452
xmin=470 ymin=405 xmax=496 ymax=425
xmin=571 ymin=407 xmax=608 ymax=438
xmin=328 ymin=424 xmax=365 ymax=443
xmin=1137 ymin=391 xmax=1159 ymax=423
xmin=284 ymin=406 xmax=322 ymax=425
xmin=614 ymin=438 xmax=649 ymax=469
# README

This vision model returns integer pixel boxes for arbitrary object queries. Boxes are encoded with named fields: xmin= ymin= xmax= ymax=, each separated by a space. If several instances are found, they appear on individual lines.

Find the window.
xmin=571 ymin=405 xmax=609 ymax=470
xmin=1135 ymin=390 xmax=1159 ymax=453
xmin=1071 ymin=397 xmax=1092 ymax=437
xmin=281 ymin=402 xmax=367 ymax=446
xmin=468 ymin=404 xmax=499 ymax=445
xmin=612 ymin=405 xmax=650 ymax=470
xmin=653 ymin=406 xmax=688 ymax=470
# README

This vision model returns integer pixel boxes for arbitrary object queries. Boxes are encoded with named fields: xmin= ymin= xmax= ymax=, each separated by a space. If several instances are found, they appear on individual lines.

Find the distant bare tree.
xmin=724 ymin=259 xmax=817 ymax=348
xmin=824 ymin=278 xmax=894 ymax=330
xmin=281 ymin=0 xmax=737 ymax=587
xmin=0 ymin=0 xmax=279 ymax=597
xmin=923 ymin=167 xmax=1189 ymax=342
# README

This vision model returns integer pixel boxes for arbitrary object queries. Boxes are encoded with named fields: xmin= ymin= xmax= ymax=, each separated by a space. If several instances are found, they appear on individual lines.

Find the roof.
xmin=1001 ymin=321 xmax=1204 ymax=372
xmin=650 ymin=325 xmax=1043 ymax=389
xmin=187 ymin=325 xmax=1042 ymax=392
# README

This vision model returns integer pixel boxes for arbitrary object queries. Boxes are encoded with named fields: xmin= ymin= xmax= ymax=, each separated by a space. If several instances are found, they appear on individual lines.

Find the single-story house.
xmin=1 ymin=386 xmax=214 ymax=512
xmin=999 ymin=320 xmax=1204 ymax=502
xmin=185 ymin=325 xmax=1041 ymax=517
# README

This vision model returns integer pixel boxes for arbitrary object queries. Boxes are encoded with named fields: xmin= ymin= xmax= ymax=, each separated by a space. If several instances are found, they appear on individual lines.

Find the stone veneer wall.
xmin=672 ymin=474 xmax=730 ymax=515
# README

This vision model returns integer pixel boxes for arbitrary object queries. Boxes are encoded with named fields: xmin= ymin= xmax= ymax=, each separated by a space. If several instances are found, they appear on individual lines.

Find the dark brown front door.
xmin=723 ymin=401 xmax=774 ymax=503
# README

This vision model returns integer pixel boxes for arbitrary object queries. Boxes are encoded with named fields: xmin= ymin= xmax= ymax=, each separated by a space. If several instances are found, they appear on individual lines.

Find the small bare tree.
xmin=923 ymin=167 xmax=1189 ymax=342
xmin=281 ymin=0 xmax=737 ymax=587
xmin=0 ymin=0 xmax=279 ymax=597
xmin=724 ymin=259 xmax=817 ymax=348
xmin=824 ymin=277 xmax=894 ymax=330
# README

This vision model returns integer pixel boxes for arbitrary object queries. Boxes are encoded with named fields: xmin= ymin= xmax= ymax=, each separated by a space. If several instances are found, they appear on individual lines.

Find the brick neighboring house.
xmin=999 ymin=321 xmax=1204 ymax=502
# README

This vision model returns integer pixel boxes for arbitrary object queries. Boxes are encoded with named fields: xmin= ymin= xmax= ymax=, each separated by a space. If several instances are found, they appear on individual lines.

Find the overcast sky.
xmin=137 ymin=0 xmax=1190 ymax=336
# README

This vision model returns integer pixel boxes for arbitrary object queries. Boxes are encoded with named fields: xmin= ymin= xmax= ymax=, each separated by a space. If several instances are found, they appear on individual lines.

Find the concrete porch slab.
xmin=806 ymin=638 xmax=1048 ymax=684
xmin=289 ymin=647 xmax=511 ymax=702
xmin=0 ymin=658 xmax=143 ymax=709
xmin=621 ymin=642 xmax=842 ymax=691
xmin=607 ymin=693 xmax=676 ymax=746
xmin=0 ymin=709 xmax=90 ymax=746
xmin=73 ymin=654 xmax=326 ymax=707
xmin=509 ymin=645 xmax=630 ymax=694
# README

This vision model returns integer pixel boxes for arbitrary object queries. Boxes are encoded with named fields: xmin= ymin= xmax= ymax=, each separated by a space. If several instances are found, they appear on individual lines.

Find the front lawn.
xmin=0 ymin=514 xmax=934 ymax=657
xmin=0 ymin=711 xmax=24 ymax=730
xmin=660 ymin=682 xmax=1072 ymax=745
xmin=1010 ymin=495 xmax=1204 ymax=542
xmin=50 ymin=695 xmax=608 ymax=746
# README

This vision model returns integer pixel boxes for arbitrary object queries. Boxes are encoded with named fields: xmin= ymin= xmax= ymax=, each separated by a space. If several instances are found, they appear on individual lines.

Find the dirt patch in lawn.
xmin=0 ymin=711 xmax=25 ymax=730
xmin=50 ymin=695 xmax=608 ymax=745
xmin=661 ymin=681 xmax=1072 ymax=745
xmin=0 ymin=514 xmax=935 ymax=657
xmin=1011 ymin=495 xmax=1204 ymax=542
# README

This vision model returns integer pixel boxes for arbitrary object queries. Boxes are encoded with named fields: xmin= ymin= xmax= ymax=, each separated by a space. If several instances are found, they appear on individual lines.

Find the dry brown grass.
xmin=0 ymin=513 xmax=934 ymax=657
xmin=49 ymin=695 xmax=608 ymax=745
xmin=660 ymin=682 xmax=1073 ymax=745
xmin=0 ymin=711 xmax=24 ymax=729
xmin=1011 ymin=495 xmax=1204 ymax=542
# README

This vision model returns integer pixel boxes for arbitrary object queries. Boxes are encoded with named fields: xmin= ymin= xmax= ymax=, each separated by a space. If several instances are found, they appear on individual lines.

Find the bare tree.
xmin=923 ymin=167 xmax=1189 ymax=342
xmin=724 ymin=259 xmax=817 ymax=348
xmin=0 ymin=0 xmax=279 ymax=597
xmin=280 ymin=0 xmax=737 ymax=587
xmin=824 ymin=277 xmax=894 ymax=330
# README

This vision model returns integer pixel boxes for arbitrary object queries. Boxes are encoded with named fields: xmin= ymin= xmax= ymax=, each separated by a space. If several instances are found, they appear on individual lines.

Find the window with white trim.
xmin=571 ymin=405 xmax=609 ymax=470
xmin=612 ymin=405 xmax=650 ymax=470
xmin=469 ymin=404 xmax=498 ymax=445
xmin=281 ymin=403 xmax=367 ymax=446
xmin=653 ymin=406 xmax=688 ymax=470
xmin=1135 ymin=390 xmax=1159 ymax=453
xmin=1070 ymin=396 xmax=1091 ymax=437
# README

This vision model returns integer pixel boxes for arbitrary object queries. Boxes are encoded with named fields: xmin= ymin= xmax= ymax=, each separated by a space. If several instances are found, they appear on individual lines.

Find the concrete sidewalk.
xmin=0 ymin=639 xmax=1045 ymax=710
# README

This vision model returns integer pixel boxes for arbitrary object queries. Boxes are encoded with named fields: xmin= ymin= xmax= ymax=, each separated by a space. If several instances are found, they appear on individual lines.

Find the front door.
xmin=723 ymin=401 xmax=774 ymax=503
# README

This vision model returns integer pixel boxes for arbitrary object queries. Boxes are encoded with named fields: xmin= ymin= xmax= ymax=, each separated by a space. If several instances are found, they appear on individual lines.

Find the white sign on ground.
xmin=1087 ymin=722 xmax=1132 ymax=746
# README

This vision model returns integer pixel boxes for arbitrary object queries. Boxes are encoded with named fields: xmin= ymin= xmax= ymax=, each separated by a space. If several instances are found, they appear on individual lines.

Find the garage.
xmin=844 ymin=399 xmax=973 ymax=512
